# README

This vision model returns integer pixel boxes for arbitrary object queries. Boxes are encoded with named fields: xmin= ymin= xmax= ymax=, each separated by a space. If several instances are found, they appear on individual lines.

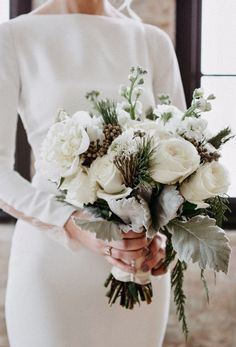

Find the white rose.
xmin=89 ymin=155 xmax=126 ymax=194
xmin=151 ymin=138 xmax=200 ymax=184
xmin=36 ymin=116 xmax=90 ymax=182
xmin=180 ymin=162 xmax=230 ymax=208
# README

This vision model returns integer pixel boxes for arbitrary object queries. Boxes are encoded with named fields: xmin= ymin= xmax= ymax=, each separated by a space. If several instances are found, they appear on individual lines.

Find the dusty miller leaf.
xmin=167 ymin=215 xmax=231 ymax=273
xmin=108 ymin=196 xmax=151 ymax=233
xmin=151 ymin=185 xmax=184 ymax=230
xmin=73 ymin=217 xmax=122 ymax=242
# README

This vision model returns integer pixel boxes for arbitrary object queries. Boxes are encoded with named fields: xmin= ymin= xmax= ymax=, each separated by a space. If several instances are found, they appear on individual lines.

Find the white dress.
xmin=0 ymin=13 xmax=186 ymax=347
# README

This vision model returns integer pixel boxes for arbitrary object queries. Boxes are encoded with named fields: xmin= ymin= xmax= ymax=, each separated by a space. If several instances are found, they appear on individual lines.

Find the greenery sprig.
xmin=120 ymin=66 xmax=147 ymax=120
xmin=207 ymin=127 xmax=234 ymax=149
xmin=86 ymin=91 xmax=118 ymax=125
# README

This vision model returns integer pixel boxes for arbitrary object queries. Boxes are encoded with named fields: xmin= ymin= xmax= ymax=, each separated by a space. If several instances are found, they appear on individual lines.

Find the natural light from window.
xmin=0 ymin=0 xmax=9 ymax=23
xmin=201 ymin=0 xmax=236 ymax=197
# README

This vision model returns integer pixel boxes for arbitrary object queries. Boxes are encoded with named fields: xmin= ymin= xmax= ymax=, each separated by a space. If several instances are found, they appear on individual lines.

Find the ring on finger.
xmin=105 ymin=245 xmax=113 ymax=257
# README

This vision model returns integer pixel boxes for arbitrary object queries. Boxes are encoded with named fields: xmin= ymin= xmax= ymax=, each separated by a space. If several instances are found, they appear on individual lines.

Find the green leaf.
xmin=168 ymin=215 xmax=231 ymax=273
xmin=73 ymin=216 xmax=122 ymax=242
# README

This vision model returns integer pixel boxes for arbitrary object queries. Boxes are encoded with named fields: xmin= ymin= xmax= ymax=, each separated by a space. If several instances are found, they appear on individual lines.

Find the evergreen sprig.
xmin=206 ymin=195 xmax=231 ymax=227
xmin=207 ymin=127 xmax=234 ymax=149
xmin=114 ymin=137 xmax=155 ymax=189
xmin=86 ymin=90 xmax=118 ymax=125
xmin=171 ymin=260 xmax=189 ymax=339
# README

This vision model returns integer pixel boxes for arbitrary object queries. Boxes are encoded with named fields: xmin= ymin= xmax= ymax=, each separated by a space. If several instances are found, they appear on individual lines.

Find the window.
xmin=0 ymin=0 xmax=10 ymax=23
xmin=201 ymin=0 xmax=236 ymax=197
xmin=176 ymin=0 xmax=236 ymax=227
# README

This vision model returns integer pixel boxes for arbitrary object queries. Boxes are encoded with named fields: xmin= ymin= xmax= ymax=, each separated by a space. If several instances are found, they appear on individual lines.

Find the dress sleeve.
xmin=0 ymin=22 xmax=79 ymax=251
xmin=151 ymin=27 xmax=187 ymax=111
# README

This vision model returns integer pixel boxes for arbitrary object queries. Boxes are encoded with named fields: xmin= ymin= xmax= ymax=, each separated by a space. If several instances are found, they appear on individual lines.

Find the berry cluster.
xmin=189 ymin=138 xmax=220 ymax=163
xmin=81 ymin=124 xmax=122 ymax=167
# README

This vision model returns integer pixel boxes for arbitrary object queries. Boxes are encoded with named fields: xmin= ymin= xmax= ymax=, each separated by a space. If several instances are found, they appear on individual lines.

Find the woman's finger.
xmin=109 ymin=235 xmax=149 ymax=251
xmin=109 ymin=247 xmax=147 ymax=263
xmin=120 ymin=230 xmax=146 ymax=239
xmin=151 ymin=264 xmax=168 ymax=276
xmin=104 ymin=255 xmax=136 ymax=274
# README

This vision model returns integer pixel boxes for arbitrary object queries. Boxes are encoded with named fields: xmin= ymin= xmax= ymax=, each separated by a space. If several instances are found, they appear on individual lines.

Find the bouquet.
xmin=37 ymin=66 xmax=233 ymax=336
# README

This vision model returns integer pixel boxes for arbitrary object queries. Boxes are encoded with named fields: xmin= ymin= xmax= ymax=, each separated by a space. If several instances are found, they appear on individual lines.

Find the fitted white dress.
xmin=0 ymin=13 xmax=186 ymax=347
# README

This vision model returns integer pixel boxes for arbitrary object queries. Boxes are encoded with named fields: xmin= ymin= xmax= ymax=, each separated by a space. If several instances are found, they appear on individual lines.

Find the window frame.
xmin=176 ymin=0 xmax=235 ymax=228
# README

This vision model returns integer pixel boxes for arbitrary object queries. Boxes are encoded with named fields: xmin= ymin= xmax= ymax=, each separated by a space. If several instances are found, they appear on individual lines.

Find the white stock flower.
xmin=36 ymin=115 xmax=90 ymax=182
xmin=154 ymin=105 xmax=184 ymax=133
xmin=192 ymin=98 xmax=212 ymax=112
xmin=151 ymin=138 xmax=200 ymax=184
xmin=178 ymin=117 xmax=208 ymax=142
xmin=89 ymin=155 xmax=126 ymax=195
xmin=180 ymin=162 xmax=230 ymax=208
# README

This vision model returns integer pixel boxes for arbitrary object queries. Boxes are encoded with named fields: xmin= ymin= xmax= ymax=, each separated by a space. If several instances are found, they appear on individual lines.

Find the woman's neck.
xmin=32 ymin=0 xmax=117 ymax=16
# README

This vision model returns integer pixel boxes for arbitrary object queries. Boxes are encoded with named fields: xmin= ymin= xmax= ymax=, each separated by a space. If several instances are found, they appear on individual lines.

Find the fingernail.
xmin=141 ymin=264 xmax=149 ymax=272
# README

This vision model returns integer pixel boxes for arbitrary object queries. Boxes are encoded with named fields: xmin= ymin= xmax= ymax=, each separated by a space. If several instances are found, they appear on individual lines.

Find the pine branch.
xmin=86 ymin=91 xmax=118 ymax=125
xmin=161 ymin=227 xmax=176 ymax=267
xmin=114 ymin=136 xmax=155 ymax=189
xmin=207 ymin=127 xmax=234 ymax=149
xmin=171 ymin=260 xmax=189 ymax=339
xmin=206 ymin=196 xmax=231 ymax=227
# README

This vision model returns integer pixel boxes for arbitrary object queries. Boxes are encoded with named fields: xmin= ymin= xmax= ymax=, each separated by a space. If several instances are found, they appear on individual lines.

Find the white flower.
xmin=151 ymin=138 xmax=200 ymax=184
xmin=193 ymin=88 xmax=204 ymax=98
xmin=192 ymin=98 xmax=212 ymax=112
xmin=36 ymin=115 xmax=90 ymax=182
xmin=178 ymin=117 xmax=208 ymax=142
xmin=116 ymin=102 xmax=132 ymax=128
xmin=108 ymin=129 xmax=142 ymax=159
xmin=180 ymin=162 xmax=230 ymax=208
xmin=72 ymin=111 xmax=104 ymax=142
xmin=89 ymin=155 xmax=126 ymax=195
xmin=62 ymin=168 xmax=96 ymax=207
xmin=154 ymin=105 xmax=184 ymax=133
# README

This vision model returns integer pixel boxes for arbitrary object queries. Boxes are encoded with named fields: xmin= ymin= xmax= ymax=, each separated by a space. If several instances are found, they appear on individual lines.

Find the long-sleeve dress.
xmin=0 ymin=12 xmax=186 ymax=347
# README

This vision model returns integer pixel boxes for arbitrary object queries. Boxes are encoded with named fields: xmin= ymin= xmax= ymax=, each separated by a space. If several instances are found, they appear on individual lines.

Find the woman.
xmin=0 ymin=0 xmax=186 ymax=346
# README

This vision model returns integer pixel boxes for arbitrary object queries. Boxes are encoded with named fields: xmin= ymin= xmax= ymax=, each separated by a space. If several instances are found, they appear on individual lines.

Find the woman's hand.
xmin=64 ymin=211 xmax=149 ymax=273
xmin=65 ymin=211 xmax=167 ymax=276
xmin=140 ymin=233 xmax=168 ymax=276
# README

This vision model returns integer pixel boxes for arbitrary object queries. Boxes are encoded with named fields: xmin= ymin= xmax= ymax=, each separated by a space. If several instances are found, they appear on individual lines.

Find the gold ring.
xmin=105 ymin=245 xmax=113 ymax=257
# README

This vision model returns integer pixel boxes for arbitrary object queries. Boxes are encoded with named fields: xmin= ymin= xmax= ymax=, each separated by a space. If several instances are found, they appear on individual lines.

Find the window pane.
xmin=0 ymin=0 xmax=9 ymax=23
xmin=201 ymin=0 xmax=236 ymax=74
xmin=201 ymin=76 xmax=236 ymax=197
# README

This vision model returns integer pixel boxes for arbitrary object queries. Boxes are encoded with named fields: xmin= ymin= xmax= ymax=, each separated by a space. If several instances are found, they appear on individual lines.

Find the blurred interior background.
xmin=0 ymin=1 xmax=235 ymax=346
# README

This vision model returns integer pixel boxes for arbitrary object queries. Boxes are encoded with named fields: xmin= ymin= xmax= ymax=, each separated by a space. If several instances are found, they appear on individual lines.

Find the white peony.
xmin=89 ymin=155 xmax=126 ymax=195
xmin=36 ymin=114 xmax=90 ymax=182
xmin=151 ymin=138 xmax=200 ymax=184
xmin=178 ymin=117 xmax=208 ymax=142
xmin=180 ymin=162 xmax=230 ymax=208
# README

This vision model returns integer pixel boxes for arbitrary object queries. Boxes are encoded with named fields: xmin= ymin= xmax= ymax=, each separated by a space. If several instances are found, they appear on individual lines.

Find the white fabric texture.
xmin=1 ymin=13 xmax=186 ymax=347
